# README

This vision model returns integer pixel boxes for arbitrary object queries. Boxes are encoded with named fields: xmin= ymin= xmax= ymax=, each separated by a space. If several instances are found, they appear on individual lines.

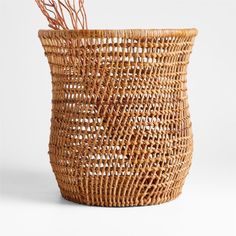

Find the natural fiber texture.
xmin=39 ymin=28 xmax=197 ymax=207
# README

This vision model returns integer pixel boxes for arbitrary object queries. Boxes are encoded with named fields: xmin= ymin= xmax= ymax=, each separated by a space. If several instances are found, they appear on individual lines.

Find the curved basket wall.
xmin=39 ymin=29 xmax=197 ymax=207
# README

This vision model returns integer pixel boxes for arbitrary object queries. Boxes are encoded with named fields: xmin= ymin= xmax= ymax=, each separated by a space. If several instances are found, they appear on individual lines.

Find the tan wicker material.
xmin=39 ymin=28 xmax=198 ymax=207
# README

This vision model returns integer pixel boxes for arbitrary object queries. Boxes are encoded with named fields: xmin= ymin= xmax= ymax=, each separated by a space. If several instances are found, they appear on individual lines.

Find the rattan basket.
xmin=39 ymin=28 xmax=197 ymax=207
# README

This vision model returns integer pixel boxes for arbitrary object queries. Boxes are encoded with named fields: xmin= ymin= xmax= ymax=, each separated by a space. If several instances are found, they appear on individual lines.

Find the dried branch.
xmin=35 ymin=0 xmax=88 ymax=30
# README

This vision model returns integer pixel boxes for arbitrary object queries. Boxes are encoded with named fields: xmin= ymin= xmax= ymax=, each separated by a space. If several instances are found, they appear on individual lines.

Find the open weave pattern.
xmin=39 ymin=29 xmax=197 ymax=207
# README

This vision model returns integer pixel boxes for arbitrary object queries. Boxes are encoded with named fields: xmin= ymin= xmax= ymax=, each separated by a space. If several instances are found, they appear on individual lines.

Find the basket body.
xmin=39 ymin=29 xmax=197 ymax=207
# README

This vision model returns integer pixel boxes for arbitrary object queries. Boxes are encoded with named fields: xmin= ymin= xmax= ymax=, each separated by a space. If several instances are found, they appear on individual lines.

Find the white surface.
xmin=0 ymin=0 xmax=236 ymax=235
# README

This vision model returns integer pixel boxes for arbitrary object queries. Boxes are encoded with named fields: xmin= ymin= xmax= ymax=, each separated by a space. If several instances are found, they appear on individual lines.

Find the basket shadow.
xmin=0 ymin=167 xmax=75 ymax=205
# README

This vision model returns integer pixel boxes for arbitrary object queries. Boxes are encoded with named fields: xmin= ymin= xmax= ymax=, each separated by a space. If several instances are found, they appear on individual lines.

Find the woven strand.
xmin=39 ymin=28 xmax=197 ymax=207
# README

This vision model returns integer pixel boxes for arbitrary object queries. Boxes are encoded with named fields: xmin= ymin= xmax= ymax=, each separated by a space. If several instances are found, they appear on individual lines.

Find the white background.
xmin=0 ymin=0 xmax=235 ymax=235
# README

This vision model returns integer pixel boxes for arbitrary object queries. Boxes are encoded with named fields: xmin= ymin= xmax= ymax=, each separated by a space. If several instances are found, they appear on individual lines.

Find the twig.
xmin=35 ymin=0 xmax=88 ymax=30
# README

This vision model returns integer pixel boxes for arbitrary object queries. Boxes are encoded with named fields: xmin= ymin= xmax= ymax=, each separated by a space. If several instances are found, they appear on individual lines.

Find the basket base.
xmin=60 ymin=189 xmax=182 ymax=207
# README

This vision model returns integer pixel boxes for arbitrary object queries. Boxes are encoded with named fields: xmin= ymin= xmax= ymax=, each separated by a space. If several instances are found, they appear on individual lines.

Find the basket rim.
xmin=38 ymin=28 xmax=198 ymax=38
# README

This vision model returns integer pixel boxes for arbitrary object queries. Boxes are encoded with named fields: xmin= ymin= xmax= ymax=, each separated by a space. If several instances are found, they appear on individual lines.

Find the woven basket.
xmin=39 ymin=28 xmax=197 ymax=207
